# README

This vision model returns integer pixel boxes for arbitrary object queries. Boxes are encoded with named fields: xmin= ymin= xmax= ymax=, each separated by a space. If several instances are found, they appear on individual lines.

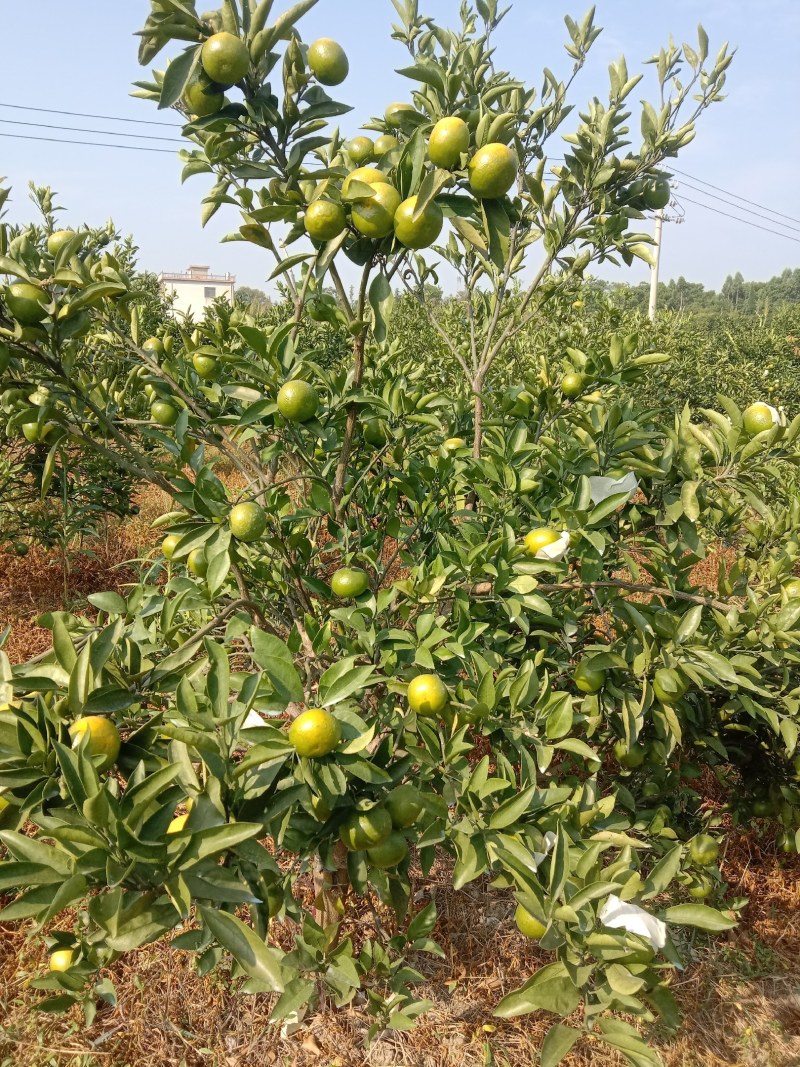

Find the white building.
xmin=158 ymin=265 xmax=235 ymax=319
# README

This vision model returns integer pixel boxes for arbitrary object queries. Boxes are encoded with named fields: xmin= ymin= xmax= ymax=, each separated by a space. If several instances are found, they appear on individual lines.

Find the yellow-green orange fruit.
xmin=407 ymin=673 xmax=449 ymax=717
xmin=277 ymin=380 xmax=319 ymax=422
xmin=330 ymin=567 xmax=370 ymax=598
xmin=68 ymin=716 xmax=121 ymax=772
xmin=523 ymin=528 xmax=559 ymax=557
xmin=339 ymin=806 xmax=392 ymax=850
xmin=288 ymin=708 xmax=341 ymax=758
xmin=183 ymin=72 xmax=225 ymax=117
xmin=49 ymin=949 xmax=75 ymax=972
xmin=187 ymin=548 xmax=208 ymax=578
xmin=428 ymin=116 xmax=470 ymax=168
xmin=385 ymin=102 xmax=416 ymax=128
xmin=47 ymin=229 xmax=76 ymax=257
xmin=468 ymin=143 xmax=518 ymax=199
xmin=515 ymin=904 xmax=546 ymax=939
xmin=574 ymin=658 xmax=606 ymax=694
xmin=150 ymin=400 xmax=179 ymax=426
xmin=307 ymin=38 xmax=349 ymax=86
xmin=341 ymin=165 xmax=385 ymax=198
xmin=386 ymin=784 xmax=424 ymax=828
xmin=374 ymin=134 xmax=399 ymax=155
xmin=161 ymin=534 xmax=181 ymax=560
xmin=393 ymin=195 xmax=444 ymax=249
xmin=351 ymin=182 xmax=401 ymax=239
xmin=742 ymin=402 xmax=778 ymax=436
xmin=367 ymin=830 xmax=408 ymax=869
xmin=345 ymin=136 xmax=375 ymax=164
xmin=229 ymin=501 xmax=267 ymax=542
xmin=4 ymin=282 xmax=49 ymax=324
xmin=304 ymin=200 xmax=347 ymax=242
xmin=201 ymin=32 xmax=250 ymax=86
xmin=561 ymin=372 xmax=585 ymax=398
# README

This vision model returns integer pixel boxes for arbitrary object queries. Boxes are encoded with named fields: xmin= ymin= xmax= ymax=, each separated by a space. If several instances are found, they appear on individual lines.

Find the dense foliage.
xmin=0 ymin=3 xmax=798 ymax=1065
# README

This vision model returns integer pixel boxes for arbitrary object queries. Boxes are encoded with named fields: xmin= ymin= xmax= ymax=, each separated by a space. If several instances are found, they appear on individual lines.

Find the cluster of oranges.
xmin=181 ymin=31 xmax=519 ymax=253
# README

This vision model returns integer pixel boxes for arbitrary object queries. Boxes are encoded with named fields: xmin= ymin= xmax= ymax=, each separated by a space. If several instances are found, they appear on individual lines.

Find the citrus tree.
xmin=2 ymin=2 xmax=800 ymax=1062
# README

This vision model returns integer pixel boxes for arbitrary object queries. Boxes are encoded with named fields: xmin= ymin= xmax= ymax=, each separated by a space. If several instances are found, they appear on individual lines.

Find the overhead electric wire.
xmin=670 ymin=166 xmax=800 ymax=228
xmin=0 ymin=132 xmax=178 ymax=155
xmin=675 ymin=194 xmax=800 ymax=244
xmin=0 ymin=102 xmax=182 ymax=129
xmin=675 ymin=178 xmax=800 ymax=235
xmin=0 ymin=117 xmax=184 ymax=144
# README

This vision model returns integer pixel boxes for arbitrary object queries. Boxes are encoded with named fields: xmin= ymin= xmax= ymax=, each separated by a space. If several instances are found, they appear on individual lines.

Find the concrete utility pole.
xmin=648 ymin=209 xmax=664 ymax=322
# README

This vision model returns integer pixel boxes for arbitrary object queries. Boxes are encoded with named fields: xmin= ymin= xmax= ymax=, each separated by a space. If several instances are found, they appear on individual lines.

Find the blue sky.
xmin=2 ymin=1 xmax=798 ymax=294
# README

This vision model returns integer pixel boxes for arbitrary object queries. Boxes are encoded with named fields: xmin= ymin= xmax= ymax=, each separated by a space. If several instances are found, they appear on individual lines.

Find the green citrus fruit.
xmin=385 ymin=784 xmax=424 ymax=828
xmin=374 ymin=134 xmax=399 ymax=155
xmin=277 ymin=380 xmax=319 ymax=422
xmin=229 ymin=501 xmax=267 ymax=542
xmin=341 ymin=165 xmax=385 ymax=198
xmin=688 ymin=875 xmax=713 ymax=899
xmin=162 ymin=534 xmax=181 ymax=559
xmin=407 ymin=673 xmax=449 ymax=717
xmin=367 ymin=830 xmax=408 ymax=869
xmin=288 ymin=708 xmax=341 ymax=758
xmin=340 ymin=806 xmax=392 ymax=850
xmin=385 ymin=102 xmax=416 ymax=128
xmin=150 ymin=400 xmax=179 ymax=426
xmin=644 ymin=177 xmax=671 ymax=210
xmin=13 ymin=542 xmax=28 ymax=557
xmin=187 ymin=548 xmax=208 ymax=577
xmin=690 ymin=834 xmax=719 ymax=866
xmin=751 ymin=798 xmax=774 ymax=818
xmin=468 ymin=143 xmax=518 ymax=199
xmin=393 ymin=195 xmax=444 ymax=248
xmin=304 ymin=200 xmax=347 ymax=242
xmin=201 ymin=32 xmax=250 ymax=87
xmin=515 ymin=904 xmax=546 ymax=939
xmin=345 ymin=136 xmax=375 ymax=164
xmin=183 ymin=72 xmax=225 ymax=117
xmin=351 ymin=182 xmax=401 ymax=239
xmin=5 ymin=282 xmax=49 ymax=324
xmin=307 ymin=38 xmax=349 ymax=86
xmin=443 ymin=437 xmax=465 ymax=452
xmin=652 ymin=668 xmax=688 ymax=705
xmin=523 ymin=527 xmax=560 ymax=557
xmin=363 ymin=418 xmax=388 ymax=447
xmin=330 ymin=567 xmax=370 ymax=598
xmin=742 ymin=402 xmax=777 ymax=436
xmin=777 ymin=830 xmax=797 ymax=854
xmin=613 ymin=739 xmax=646 ymax=769
xmin=574 ymin=659 xmax=606 ymax=694
xmin=561 ymin=372 xmax=585 ymax=398
xmin=142 ymin=337 xmax=164 ymax=357
xmin=505 ymin=385 xmax=534 ymax=417
xmin=49 ymin=949 xmax=75 ymax=972
xmin=167 ymin=813 xmax=189 ymax=834
xmin=47 ymin=230 xmax=76 ymax=257
xmin=192 ymin=354 xmax=218 ymax=379
xmin=428 ymin=116 xmax=470 ymax=168
xmin=21 ymin=422 xmax=43 ymax=443
xmin=68 ymin=716 xmax=121 ymax=772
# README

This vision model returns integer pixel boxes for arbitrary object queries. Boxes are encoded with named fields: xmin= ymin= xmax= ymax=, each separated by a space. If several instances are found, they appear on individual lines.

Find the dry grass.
xmin=2 ymin=493 xmax=799 ymax=1066
xmin=1 ymin=836 xmax=798 ymax=1067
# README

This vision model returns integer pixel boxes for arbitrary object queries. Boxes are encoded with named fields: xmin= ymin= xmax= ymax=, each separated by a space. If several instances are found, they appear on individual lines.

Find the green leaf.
xmin=642 ymin=844 xmax=682 ymax=900
xmin=489 ymin=784 xmax=536 ymax=829
xmin=159 ymin=46 xmax=200 ymax=110
xmin=494 ymin=961 xmax=581 ymax=1019
xmin=88 ymin=592 xmax=127 ymax=616
xmin=317 ymin=657 xmax=377 ymax=706
xmin=199 ymin=906 xmax=284 ymax=990
xmin=664 ymin=904 xmax=736 ymax=932
xmin=369 ymin=272 xmax=394 ymax=344
xmin=250 ymin=629 xmax=303 ymax=704
xmin=540 ymin=1023 xmax=582 ymax=1067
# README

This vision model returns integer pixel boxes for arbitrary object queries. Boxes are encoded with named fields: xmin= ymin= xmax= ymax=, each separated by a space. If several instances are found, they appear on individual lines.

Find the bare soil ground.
xmin=1 ymin=507 xmax=798 ymax=1067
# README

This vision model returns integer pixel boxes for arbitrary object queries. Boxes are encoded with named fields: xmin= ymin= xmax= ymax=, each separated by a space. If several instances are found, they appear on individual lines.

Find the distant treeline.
xmin=592 ymin=268 xmax=800 ymax=314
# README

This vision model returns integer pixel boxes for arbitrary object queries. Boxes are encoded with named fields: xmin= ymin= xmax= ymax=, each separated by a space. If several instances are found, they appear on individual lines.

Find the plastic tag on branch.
xmin=598 ymin=894 xmax=667 ymax=950
xmin=588 ymin=471 xmax=638 ymax=506
xmin=536 ymin=531 xmax=571 ymax=562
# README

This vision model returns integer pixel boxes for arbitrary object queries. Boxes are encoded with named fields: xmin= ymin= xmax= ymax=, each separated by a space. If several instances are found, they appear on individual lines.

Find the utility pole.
xmin=648 ymin=209 xmax=664 ymax=322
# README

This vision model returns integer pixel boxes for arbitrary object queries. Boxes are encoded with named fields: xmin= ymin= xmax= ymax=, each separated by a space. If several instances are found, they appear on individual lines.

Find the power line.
xmin=674 ymin=180 xmax=800 ymax=236
xmin=0 ymin=102 xmax=182 ymax=129
xmin=675 ymin=194 xmax=800 ymax=245
xmin=670 ymin=166 xmax=800 ymax=228
xmin=0 ymin=132 xmax=178 ymax=155
xmin=0 ymin=118 xmax=183 ymax=144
